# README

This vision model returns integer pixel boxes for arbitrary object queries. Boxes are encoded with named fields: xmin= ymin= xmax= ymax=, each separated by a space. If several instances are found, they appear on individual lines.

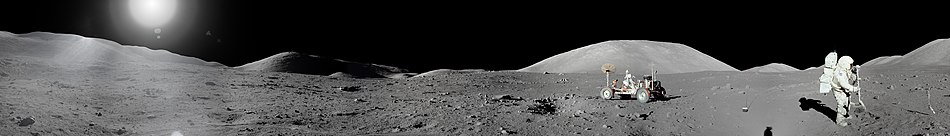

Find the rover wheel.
xmin=636 ymin=88 xmax=649 ymax=103
xmin=601 ymin=88 xmax=614 ymax=100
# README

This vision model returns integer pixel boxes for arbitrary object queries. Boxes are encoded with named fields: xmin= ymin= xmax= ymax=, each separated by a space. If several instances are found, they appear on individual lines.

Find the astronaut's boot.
xmin=836 ymin=113 xmax=849 ymax=127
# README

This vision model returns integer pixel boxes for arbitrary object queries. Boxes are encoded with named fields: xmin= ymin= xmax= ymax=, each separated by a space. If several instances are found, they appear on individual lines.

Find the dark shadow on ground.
xmin=799 ymin=97 xmax=837 ymax=122
xmin=652 ymin=95 xmax=683 ymax=102
xmin=764 ymin=126 xmax=772 ymax=136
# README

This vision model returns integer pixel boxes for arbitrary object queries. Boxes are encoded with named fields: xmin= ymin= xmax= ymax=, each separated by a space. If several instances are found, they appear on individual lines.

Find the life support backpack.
xmin=818 ymin=52 xmax=837 ymax=93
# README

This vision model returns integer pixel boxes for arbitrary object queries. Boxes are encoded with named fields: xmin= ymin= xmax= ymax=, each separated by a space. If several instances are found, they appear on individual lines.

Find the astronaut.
xmin=623 ymin=70 xmax=634 ymax=88
xmin=831 ymin=56 xmax=860 ymax=126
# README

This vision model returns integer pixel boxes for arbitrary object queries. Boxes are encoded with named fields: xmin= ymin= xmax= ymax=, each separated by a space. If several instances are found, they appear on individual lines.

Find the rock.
xmin=204 ymin=82 xmax=216 ymax=86
xmin=338 ymin=86 xmax=361 ymax=92
xmin=17 ymin=117 xmax=34 ymax=126
xmin=491 ymin=94 xmax=523 ymax=101
xmin=354 ymin=99 xmax=366 ymax=102
xmin=602 ymin=124 xmax=610 ymax=128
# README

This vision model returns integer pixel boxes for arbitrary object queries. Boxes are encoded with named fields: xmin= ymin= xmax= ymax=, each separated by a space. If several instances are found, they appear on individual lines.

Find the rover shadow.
xmin=798 ymin=97 xmax=837 ymax=122
xmin=652 ymin=95 xmax=683 ymax=102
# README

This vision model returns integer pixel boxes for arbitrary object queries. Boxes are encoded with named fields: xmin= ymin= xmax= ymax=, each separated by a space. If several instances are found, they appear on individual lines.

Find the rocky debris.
xmin=500 ymin=127 xmax=517 ymax=134
xmin=527 ymin=98 xmax=557 ymax=115
xmin=15 ymin=116 xmax=35 ymax=126
xmin=332 ymin=111 xmax=361 ymax=116
xmin=637 ymin=111 xmax=654 ymax=120
xmin=491 ymin=94 xmax=524 ymax=101
xmin=336 ymin=86 xmax=361 ymax=92
xmin=556 ymin=78 xmax=571 ymax=84
xmin=354 ymin=98 xmax=366 ymax=102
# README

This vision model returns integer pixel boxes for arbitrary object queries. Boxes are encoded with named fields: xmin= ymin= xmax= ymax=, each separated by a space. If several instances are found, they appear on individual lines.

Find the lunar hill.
xmin=742 ymin=63 xmax=800 ymax=73
xmin=863 ymin=39 xmax=950 ymax=67
xmin=519 ymin=40 xmax=738 ymax=75
xmin=0 ymin=31 xmax=224 ymax=67
xmin=235 ymin=52 xmax=411 ymax=78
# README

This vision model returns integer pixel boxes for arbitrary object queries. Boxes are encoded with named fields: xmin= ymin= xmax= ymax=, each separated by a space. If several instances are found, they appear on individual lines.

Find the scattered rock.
xmin=17 ymin=117 xmax=34 ymax=126
xmin=491 ymin=94 xmax=524 ymax=101
xmin=527 ymin=98 xmax=557 ymax=115
xmin=543 ymin=72 xmax=551 ymax=74
xmin=113 ymin=128 xmax=128 ymax=135
xmin=602 ymin=124 xmax=611 ymax=129
xmin=354 ymin=99 xmax=366 ymax=102
xmin=638 ymin=111 xmax=653 ymax=120
xmin=332 ymin=111 xmax=360 ymax=116
xmin=887 ymin=85 xmax=894 ymax=90
xmin=338 ymin=86 xmax=361 ymax=92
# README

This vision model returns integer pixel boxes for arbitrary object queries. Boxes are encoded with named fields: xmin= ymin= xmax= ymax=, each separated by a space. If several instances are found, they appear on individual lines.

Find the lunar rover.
xmin=599 ymin=64 xmax=666 ymax=103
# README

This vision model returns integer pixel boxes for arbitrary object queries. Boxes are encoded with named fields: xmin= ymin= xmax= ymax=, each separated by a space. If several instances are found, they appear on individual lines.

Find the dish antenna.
xmin=602 ymin=63 xmax=615 ymax=87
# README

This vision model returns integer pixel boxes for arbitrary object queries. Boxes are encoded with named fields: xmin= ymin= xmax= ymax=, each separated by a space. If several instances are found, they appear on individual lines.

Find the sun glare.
xmin=129 ymin=0 xmax=178 ymax=28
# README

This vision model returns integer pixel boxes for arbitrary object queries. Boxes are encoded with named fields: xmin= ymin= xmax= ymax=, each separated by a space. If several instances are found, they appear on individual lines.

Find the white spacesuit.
xmin=831 ymin=56 xmax=860 ymax=126
xmin=623 ymin=70 xmax=634 ymax=88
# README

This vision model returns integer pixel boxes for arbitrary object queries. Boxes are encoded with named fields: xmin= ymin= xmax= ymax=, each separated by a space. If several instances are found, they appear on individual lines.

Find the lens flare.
xmin=129 ymin=0 xmax=178 ymax=28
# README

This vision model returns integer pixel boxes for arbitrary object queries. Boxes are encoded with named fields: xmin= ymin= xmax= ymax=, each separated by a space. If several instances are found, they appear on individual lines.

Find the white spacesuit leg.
xmin=833 ymin=89 xmax=850 ymax=126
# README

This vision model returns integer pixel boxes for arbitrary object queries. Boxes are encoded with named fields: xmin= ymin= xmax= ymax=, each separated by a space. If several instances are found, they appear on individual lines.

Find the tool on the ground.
xmin=855 ymin=66 xmax=866 ymax=111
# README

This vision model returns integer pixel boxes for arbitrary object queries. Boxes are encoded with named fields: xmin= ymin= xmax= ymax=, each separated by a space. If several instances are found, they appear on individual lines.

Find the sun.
xmin=129 ymin=0 xmax=178 ymax=28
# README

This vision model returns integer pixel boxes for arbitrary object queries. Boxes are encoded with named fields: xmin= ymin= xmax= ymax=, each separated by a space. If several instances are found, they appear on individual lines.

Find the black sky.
xmin=2 ymin=1 xmax=947 ymax=72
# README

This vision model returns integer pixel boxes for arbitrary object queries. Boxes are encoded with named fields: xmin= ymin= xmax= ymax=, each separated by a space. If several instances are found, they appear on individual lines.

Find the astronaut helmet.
xmin=837 ymin=56 xmax=855 ymax=70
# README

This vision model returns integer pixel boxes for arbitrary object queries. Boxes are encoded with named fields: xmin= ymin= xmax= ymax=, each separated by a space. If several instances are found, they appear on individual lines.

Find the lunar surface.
xmin=2 ymin=32 xmax=949 ymax=135
xmin=743 ymin=63 xmax=800 ymax=73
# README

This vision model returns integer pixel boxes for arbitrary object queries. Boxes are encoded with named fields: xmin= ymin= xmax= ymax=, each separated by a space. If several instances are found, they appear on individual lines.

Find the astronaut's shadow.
xmin=798 ymin=97 xmax=838 ymax=122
